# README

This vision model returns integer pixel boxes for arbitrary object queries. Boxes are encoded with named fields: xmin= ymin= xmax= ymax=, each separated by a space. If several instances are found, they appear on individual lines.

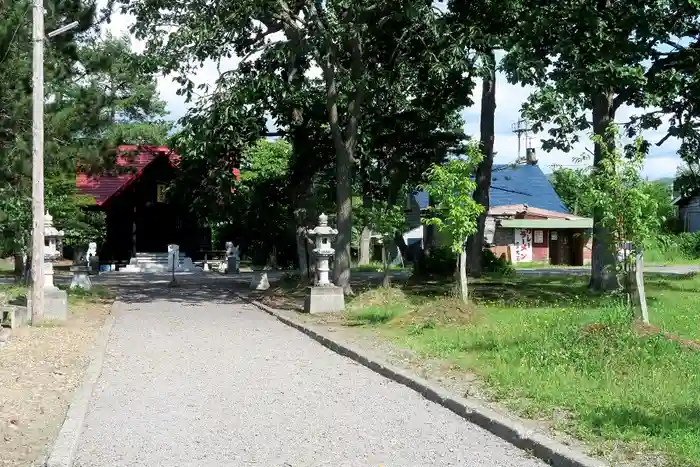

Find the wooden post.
xmin=630 ymin=252 xmax=649 ymax=324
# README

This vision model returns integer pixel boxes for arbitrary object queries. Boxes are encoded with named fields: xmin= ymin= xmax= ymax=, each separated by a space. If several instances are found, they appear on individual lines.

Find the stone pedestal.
xmin=167 ymin=244 xmax=180 ymax=271
xmin=88 ymin=255 xmax=99 ymax=275
xmin=304 ymin=286 xmax=345 ymax=314
xmin=1 ymin=305 xmax=30 ymax=329
xmin=179 ymin=257 xmax=195 ymax=272
xmin=70 ymin=266 xmax=92 ymax=290
xmin=27 ymin=288 xmax=68 ymax=323
xmin=249 ymin=272 xmax=270 ymax=290
xmin=227 ymin=256 xmax=240 ymax=274
xmin=45 ymin=288 xmax=68 ymax=322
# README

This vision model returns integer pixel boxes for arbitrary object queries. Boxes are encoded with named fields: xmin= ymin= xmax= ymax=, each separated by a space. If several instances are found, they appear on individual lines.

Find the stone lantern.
xmin=307 ymin=213 xmax=337 ymax=286
xmin=304 ymin=213 xmax=345 ymax=313
xmin=43 ymin=211 xmax=64 ymax=289
xmin=42 ymin=211 xmax=68 ymax=322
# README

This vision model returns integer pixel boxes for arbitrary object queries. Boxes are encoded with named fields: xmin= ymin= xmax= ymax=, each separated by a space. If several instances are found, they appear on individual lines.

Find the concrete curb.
xmin=45 ymin=307 xmax=117 ymax=467
xmin=236 ymin=293 xmax=608 ymax=467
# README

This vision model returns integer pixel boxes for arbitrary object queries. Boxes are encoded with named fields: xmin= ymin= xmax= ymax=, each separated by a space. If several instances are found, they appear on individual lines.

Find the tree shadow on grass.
xmin=399 ymin=274 xmax=607 ymax=309
xmin=581 ymin=404 xmax=700 ymax=454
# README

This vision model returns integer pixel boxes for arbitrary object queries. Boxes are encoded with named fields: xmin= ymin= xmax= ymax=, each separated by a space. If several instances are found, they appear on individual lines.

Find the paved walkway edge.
xmin=237 ymin=293 xmax=608 ymax=467
xmin=45 ymin=307 xmax=117 ymax=467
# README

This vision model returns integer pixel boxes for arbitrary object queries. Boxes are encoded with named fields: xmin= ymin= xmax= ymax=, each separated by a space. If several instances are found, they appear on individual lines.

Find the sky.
xmin=100 ymin=3 xmax=683 ymax=180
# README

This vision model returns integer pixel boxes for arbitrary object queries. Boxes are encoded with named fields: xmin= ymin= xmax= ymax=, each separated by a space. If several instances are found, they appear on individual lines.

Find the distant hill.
xmin=546 ymin=170 xmax=675 ymax=186
xmin=653 ymin=177 xmax=675 ymax=186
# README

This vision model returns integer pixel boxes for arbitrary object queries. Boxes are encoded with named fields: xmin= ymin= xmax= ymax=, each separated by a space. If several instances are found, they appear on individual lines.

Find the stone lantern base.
xmin=303 ymin=285 xmax=345 ymax=314
xmin=26 ymin=287 xmax=68 ymax=323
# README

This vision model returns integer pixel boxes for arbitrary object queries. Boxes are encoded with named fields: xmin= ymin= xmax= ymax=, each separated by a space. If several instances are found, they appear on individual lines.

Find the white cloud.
xmin=101 ymin=5 xmax=682 ymax=180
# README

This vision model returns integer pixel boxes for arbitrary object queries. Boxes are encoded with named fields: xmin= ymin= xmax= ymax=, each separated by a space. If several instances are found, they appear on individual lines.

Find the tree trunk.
xmin=453 ymin=249 xmax=468 ymax=303
xmin=381 ymin=242 xmax=391 ymax=288
xmin=23 ymin=255 xmax=32 ymax=284
xmin=321 ymin=33 xmax=364 ymax=296
xmin=467 ymin=50 xmax=497 ymax=277
xmin=334 ymin=167 xmax=354 ymax=294
xmin=13 ymin=253 xmax=24 ymax=284
xmin=589 ymin=91 xmax=620 ymax=291
xmin=296 ymin=226 xmax=309 ymax=279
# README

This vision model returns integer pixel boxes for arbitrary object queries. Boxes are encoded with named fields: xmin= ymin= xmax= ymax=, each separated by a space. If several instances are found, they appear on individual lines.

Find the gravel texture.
xmin=0 ymin=301 xmax=110 ymax=467
xmin=74 ymin=291 xmax=546 ymax=467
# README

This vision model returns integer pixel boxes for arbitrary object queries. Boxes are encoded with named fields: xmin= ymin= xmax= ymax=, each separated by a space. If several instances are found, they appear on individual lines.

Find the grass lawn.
xmin=351 ymin=261 xmax=406 ymax=273
xmin=341 ymin=274 xmax=700 ymax=466
xmin=0 ymin=257 xmax=13 ymax=277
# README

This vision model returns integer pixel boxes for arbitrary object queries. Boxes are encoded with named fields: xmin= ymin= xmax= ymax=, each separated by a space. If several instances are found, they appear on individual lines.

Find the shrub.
xmin=418 ymin=245 xmax=515 ymax=276
xmin=650 ymin=232 xmax=700 ymax=262
xmin=419 ymin=245 xmax=457 ymax=276
xmin=678 ymin=232 xmax=700 ymax=258
xmin=482 ymin=248 xmax=515 ymax=276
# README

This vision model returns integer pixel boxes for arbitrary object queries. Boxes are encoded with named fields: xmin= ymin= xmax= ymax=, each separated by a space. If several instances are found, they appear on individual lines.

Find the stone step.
xmin=134 ymin=254 xmax=186 ymax=262
xmin=135 ymin=252 xmax=186 ymax=258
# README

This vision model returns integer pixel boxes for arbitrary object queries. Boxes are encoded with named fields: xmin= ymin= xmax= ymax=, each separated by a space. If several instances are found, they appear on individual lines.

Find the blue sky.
xmin=102 ymin=4 xmax=683 ymax=180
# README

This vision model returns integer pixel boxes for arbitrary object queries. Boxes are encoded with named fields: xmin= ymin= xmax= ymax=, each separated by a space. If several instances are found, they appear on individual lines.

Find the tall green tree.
xmin=0 ymin=7 xmax=168 ymax=275
xmin=550 ymin=167 xmax=594 ymax=217
xmin=421 ymin=143 xmax=484 ymax=303
xmin=114 ymin=0 xmax=472 ymax=294
xmin=447 ymin=0 xmax=523 ymax=277
xmin=578 ymin=129 xmax=659 ymax=321
xmin=503 ymin=0 xmax=700 ymax=290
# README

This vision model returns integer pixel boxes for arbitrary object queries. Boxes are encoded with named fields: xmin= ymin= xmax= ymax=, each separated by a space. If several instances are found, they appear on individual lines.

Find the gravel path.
xmin=74 ymin=291 xmax=545 ymax=467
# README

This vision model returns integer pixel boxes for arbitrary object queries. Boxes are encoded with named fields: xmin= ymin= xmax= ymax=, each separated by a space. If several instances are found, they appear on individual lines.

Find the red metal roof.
xmin=76 ymin=145 xmax=180 ymax=206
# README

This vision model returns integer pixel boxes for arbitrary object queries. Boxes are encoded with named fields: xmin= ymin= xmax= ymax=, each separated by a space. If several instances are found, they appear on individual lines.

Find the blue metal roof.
xmin=412 ymin=164 xmax=569 ymax=213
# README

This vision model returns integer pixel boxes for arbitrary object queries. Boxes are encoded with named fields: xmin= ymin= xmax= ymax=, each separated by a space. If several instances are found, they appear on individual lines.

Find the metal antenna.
xmin=511 ymin=119 xmax=531 ymax=163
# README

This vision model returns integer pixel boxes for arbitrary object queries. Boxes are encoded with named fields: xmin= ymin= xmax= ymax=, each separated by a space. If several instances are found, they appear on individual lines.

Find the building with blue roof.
xmin=411 ymin=163 xmax=568 ymax=213
xmin=404 ymin=159 xmax=593 ymax=266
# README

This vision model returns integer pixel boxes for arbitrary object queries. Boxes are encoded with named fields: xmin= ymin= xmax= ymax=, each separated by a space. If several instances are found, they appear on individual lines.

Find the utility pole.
xmin=511 ymin=119 xmax=531 ymax=162
xmin=30 ymin=0 xmax=46 ymax=323
xmin=30 ymin=0 xmax=79 ymax=323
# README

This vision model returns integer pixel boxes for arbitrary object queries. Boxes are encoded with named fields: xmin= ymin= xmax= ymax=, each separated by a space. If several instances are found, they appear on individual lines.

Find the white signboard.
xmin=514 ymin=229 xmax=533 ymax=262
xmin=534 ymin=230 xmax=544 ymax=244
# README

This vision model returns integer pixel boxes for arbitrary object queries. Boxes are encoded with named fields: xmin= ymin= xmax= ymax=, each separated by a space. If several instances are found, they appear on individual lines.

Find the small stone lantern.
xmin=44 ymin=211 xmax=64 ymax=289
xmin=304 ymin=213 xmax=344 ymax=313
xmin=307 ymin=213 xmax=337 ymax=286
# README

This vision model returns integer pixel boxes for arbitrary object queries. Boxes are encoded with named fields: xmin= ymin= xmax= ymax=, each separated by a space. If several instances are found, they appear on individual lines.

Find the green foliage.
xmin=240 ymin=139 xmax=291 ymax=182
xmin=481 ymin=248 xmax=515 ymax=276
xmin=584 ymin=128 xmax=660 ymax=256
xmin=420 ymin=246 xmax=515 ymax=277
xmin=420 ymin=246 xmax=459 ymax=276
xmin=552 ymin=168 xmax=677 ymax=235
xmin=45 ymin=177 xmax=106 ymax=249
xmin=357 ymin=202 xmax=405 ymax=243
xmin=0 ymin=11 xmax=167 ymax=257
xmin=652 ymin=232 xmax=700 ymax=262
xmin=674 ymin=161 xmax=700 ymax=200
xmin=421 ymin=144 xmax=485 ymax=255
xmin=549 ymin=167 xmax=594 ymax=217
xmin=507 ymin=0 xmax=700 ymax=153
xmin=112 ymin=0 xmax=475 ymax=282
xmin=215 ymin=138 xmax=297 ymax=266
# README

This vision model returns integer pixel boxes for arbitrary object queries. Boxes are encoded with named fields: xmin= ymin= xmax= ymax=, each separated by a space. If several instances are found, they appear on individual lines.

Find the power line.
xmin=0 ymin=3 xmax=31 ymax=65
